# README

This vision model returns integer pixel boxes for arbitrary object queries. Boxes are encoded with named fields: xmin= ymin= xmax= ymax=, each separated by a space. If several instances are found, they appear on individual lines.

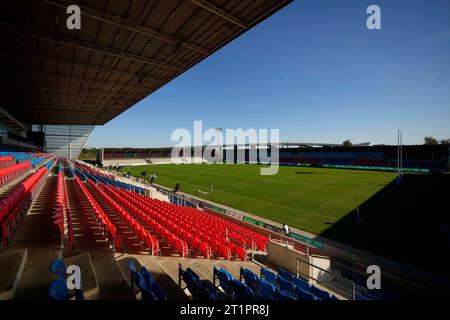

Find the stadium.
xmin=1 ymin=0 xmax=450 ymax=307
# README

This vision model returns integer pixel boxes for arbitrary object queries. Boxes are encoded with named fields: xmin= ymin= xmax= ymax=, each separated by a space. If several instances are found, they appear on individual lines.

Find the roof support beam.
xmin=189 ymin=0 xmax=248 ymax=29
xmin=0 ymin=67 xmax=146 ymax=89
xmin=0 ymin=106 xmax=28 ymax=131
xmin=0 ymin=80 xmax=137 ymax=95
xmin=0 ymin=22 xmax=184 ymax=71
xmin=41 ymin=0 xmax=210 ymax=55
xmin=1 ymin=51 xmax=165 ymax=84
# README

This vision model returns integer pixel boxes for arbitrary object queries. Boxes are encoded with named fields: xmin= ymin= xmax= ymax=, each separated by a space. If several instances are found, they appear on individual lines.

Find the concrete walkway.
xmin=7 ymin=175 xmax=60 ymax=299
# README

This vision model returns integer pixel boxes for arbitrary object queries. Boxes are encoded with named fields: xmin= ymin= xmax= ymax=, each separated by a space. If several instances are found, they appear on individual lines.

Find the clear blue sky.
xmin=87 ymin=0 xmax=450 ymax=148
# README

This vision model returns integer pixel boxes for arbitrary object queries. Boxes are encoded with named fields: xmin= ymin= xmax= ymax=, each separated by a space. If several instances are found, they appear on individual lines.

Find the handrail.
xmin=296 ymin=257 xmax=356 ymax=300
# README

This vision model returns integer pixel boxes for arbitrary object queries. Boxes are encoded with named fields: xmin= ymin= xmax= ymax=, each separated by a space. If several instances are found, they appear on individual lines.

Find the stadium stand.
xmin=0 ymin=157 xmax=51 ymax=246
xmin=1 ymin=150 xmax=394 ymax=301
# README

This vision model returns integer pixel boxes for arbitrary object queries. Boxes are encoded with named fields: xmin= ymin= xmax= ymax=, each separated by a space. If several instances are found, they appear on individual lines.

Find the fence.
xmin=296 ymin=257 xmax=356 ymax=300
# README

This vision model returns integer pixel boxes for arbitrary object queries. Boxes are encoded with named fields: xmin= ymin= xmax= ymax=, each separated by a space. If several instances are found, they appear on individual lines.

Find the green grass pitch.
xmin=124 ymin=164 xmax=396 ymax=235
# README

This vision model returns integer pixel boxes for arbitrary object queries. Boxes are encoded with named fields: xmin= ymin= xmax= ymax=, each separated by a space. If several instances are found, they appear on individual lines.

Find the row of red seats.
xmin=101 ymin=183 xmax=190 ymax=257
xmin=106 ymin=185 xmax=210 ymax=259
xmin=88 ymin=180 xmax=160 ymax=255
xmin=0 ymin=162 xmax=31 ymax=188
xmin=113 ymin=189 xmax=232 ymax=259
xmin=111 ymin=187 xmax=250 ymax=261
xmin=0 ymin=166 xmax=48 ymax=246
xmin=130 ymin=193 xmax=267 ymax=251
xmin=74 ymin=176 xmax=121 ymax=251
xmin=0 ymin=156 xmax=15 ymax=168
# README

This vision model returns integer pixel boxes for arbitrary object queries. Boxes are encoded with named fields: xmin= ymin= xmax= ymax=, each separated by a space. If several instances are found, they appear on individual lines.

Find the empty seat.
xmin=241 ymin=267 xmax=258 ymax=292
xmin=295 ymin=287 xmax=318 ymax=301
xmin=278 ymin=268 xmax=294 ymax=282
xmin=276 ymin=287 xmax=296 ymax=300
xmin=278 ymin=275 xmax=295 ymax=294
xmin=311 ymin=285 xmax=332 ymax=300
xmin=48 ymin=277 xmax=69 ymax=300
xmin=151 ymin=281 xmax=167 ymax=300
xmin=231 ymin=279 xmax=256 ymax=300
xmin=128 ymin=260 xmax=166 ymax=300
xmin=140 ymin=266 xmax=154 ymax=288
xmin=293 ymin=276 xmax=311 ymax=292
xmin=257 ymin=278 xmax=276 ymax=300
xmin=260 ymin=268 xmax=277 ymax=285
xmin=215 ymin=267 xmax=233 ymax=296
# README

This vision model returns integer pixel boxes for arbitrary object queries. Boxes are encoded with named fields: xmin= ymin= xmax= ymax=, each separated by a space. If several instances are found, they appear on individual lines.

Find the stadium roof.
xmin=0 ymin=0 xmax=292 ymax=126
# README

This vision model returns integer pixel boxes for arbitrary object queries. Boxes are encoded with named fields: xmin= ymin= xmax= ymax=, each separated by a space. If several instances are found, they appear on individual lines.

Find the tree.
xmin=343 ymin=140 xmax=353 ymax=147
xmin=424 ymin=136 xmax=439 ymax=145
xmin=440 ymin=138 xmax=450 ymax=145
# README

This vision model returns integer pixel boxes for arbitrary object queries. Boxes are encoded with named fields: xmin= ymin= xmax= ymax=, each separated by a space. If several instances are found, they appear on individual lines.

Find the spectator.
xmin=283 ymin=224 xmax=290 ymax=236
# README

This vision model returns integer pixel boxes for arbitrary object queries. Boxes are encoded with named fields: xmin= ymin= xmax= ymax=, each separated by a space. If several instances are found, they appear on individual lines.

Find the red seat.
xmin=218 ymin=244 xmax=231 ymax=260
xmin=235 ymin=246 xmax=247 ymax=261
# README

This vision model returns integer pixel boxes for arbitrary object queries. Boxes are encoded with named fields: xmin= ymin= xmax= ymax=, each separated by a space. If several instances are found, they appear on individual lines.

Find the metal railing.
xmin=296 ymin=257 xmax=356 ymax=300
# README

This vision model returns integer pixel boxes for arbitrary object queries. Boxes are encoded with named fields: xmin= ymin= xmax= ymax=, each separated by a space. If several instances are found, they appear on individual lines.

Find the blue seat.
xmin=140 ymin=266 xmax=154 ymax=288
xmin=184 ymin=268 xmax=214 ymax=300
xmin=278 ymin=268 xmax=294 ymax=282
xmin=276 ymin=287 xmax=297 ymax=300
xmin=49 ymin=259 xmax=66 ymax=279
xmin=311 ymin=285 xmax=332 ymax=300
xmin=48 ymin=277 xmax=69 ymax=300
xmin=200 ymin=280 xmax=224 ymax=300
xmin=186 ymin=268 xmax=200 ymax=281
xmin=295 ymin=287 xmax=318 ymax=301
xmin=140 ymin=278 xmax=157 ymax=301
xmin=220 ymin=268 xmax=234 ymax=280
xmin=216 ymin=268 xmax=233 ymax=296
xmin=278 ymin=275 xmax=295 ymax=294
xmin=197 ymin=282 xmax=215 ymax=300
xmin=232 ymin=279 xmax=255 ymax=300
xmin=293 ymin=276 xmax=311 ymax=292
xmin=183 ymin=270 xmax=199 ymax=295
xmin=260 ymin=268 xmax=277 ymax=285
xmin=257 ymin=278 xmax=276 ymax=300
xmin=241 ymin=268 xmax=258 ymax=292
xmin=135 ymin=272 xmax=147 ymax=290
xmin=75 ymin=288 xmax=85 ymax=300
xmin=151 ymin=282 xmax=167 ymax=300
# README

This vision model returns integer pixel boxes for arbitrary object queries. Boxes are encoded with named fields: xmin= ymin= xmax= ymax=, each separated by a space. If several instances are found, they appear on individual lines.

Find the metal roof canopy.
xmin=0 ymin=0 xmax=292 ymax=125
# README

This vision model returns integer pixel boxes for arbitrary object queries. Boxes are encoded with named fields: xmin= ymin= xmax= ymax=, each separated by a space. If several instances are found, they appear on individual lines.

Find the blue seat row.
xmin=260 ymin=267 xmax=337 ymax=300
xmin=75 ymin=168 xmax=88 ymax=182
xmin=239 ymin=267 xmax=297 ymax=300
xmin=45 ymin=160 xmax=54 ymax=169
xmin=15 ymin=154 xmax=36 ymax=163
xmin=31 ymin=157 xmax=45 ymax=168
xmin=128 ymin=260 xmax=167 ymax=300
xmin=84 ymin=170 xmax=144 ymax=195
xmin=179 ymin=264 xmax=226 ymax=300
